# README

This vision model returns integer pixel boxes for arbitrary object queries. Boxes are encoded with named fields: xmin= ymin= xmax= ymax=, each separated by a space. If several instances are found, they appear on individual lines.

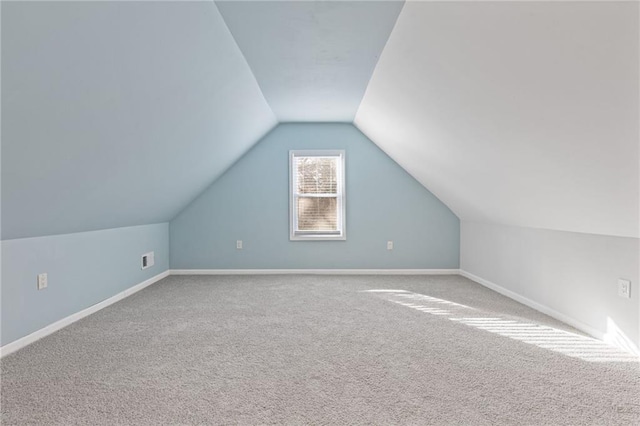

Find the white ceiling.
xmin=2 ymin=1 xmax=638 ymax=240
xmin=355 ymin=1 xmax=639 ymax=238
xmin=217 ymin=1 xmax=404 ymax=122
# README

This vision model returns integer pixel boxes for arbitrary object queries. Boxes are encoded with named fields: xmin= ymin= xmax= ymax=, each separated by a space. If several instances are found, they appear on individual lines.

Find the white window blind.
xmin=289 ymin=150 xmax=345 ymax=240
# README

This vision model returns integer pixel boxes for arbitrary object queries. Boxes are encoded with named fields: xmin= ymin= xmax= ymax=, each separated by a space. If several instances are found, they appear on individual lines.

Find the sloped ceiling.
xmin=216 ymin=1 xmax=404 ymax=122
xmin=3 ymin=1 xmax=638 ymax=241
xmin=355 ymin=1 xmax=639 ymax=238
xmin=1 ymin=1 xmax=276 ymax=239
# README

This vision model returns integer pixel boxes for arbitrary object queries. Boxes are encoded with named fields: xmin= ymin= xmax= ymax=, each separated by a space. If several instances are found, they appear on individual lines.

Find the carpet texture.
xmin=1 ymin=275 xmax=639 ymax=425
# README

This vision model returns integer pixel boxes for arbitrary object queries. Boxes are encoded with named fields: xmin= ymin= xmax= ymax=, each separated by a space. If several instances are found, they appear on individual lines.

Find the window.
xmin=289 ymin=150 xmax=345 ymax=240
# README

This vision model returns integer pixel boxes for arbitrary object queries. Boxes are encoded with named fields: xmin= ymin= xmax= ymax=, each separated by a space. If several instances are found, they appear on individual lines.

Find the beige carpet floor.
xmin=2 ymin=274 xmax=639 ymax=425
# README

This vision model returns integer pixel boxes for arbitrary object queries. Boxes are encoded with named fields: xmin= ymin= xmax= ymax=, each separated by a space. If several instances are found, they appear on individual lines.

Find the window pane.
xmin=296 ymin=157 xmax=337 ymax=194
xmin=297 ymin=197 xmax=338 ymax=231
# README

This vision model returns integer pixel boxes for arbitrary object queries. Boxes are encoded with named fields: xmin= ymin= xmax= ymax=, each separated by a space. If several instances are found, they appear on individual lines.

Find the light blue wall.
xmin=2 ymin=2 xmax=275 ymax=240
xmin=1 ymin=223 xmax=169 ymax=346
xmin=170 ymin=123 xmax=459 ymax=269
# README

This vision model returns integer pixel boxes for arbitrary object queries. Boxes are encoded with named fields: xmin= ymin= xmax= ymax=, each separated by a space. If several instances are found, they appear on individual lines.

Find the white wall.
xmin=356 ymin=1 xmax=639 ymax=238
xmin=461 ymin=221 xmax=640 ymax=354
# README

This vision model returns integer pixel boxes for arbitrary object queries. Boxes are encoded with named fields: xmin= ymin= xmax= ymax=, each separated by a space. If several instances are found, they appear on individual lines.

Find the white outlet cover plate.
xmin=37 ymin=273 xmax=48 ymax=290
xmin=618 ymin=279 xmax=631 ymax=298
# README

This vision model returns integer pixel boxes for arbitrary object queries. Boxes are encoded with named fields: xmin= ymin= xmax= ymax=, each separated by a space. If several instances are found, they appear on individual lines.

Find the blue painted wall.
xmin=2 ymin=2 xmax=275 ymax=240
xmin=1 ymin=223 xmax=169 ymax=346
xmin=170 ymin=123 xmax=459 ymax=269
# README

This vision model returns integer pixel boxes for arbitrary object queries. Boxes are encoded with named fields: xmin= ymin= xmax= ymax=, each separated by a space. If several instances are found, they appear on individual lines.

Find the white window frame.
xmin=289 ymin=150 xmax=346 ymax=241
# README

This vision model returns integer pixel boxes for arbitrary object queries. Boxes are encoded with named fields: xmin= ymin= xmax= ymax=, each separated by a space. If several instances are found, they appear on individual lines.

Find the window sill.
xmin=290 ymin=234 xmax=346 ymax=241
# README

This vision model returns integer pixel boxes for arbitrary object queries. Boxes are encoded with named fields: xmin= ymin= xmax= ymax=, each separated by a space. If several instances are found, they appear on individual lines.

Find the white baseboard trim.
xmin=460 ymin=269 xmax=607 ymax=339
xmin=7 ymin=268 xmax=635 ymax=357
xmin=170 ymin=269 xmax=461 ymax=276
xmin=0 ymin=270 xmax=170 ymax=358
xmin=460 ymin=269 xmax=640 ymax=356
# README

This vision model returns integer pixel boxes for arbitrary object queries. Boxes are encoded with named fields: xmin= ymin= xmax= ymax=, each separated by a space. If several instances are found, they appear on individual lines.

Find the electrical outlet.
xmin=387 ymin=241 xmax=393 ymax=250
xmin=141 ymin=252 xmax=155 ymax=270
xmin=236 ymin=240 xmax=243 ymax=250
xmin=618 ymin=279 xmax=631 ymax=298
xmin=37 ymin=273 xmax=48 ymax=290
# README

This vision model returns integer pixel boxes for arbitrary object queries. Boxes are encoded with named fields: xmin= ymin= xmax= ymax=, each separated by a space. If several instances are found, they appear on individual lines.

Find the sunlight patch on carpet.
xmin=363 ymin=290 xmax=640 ymax=363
